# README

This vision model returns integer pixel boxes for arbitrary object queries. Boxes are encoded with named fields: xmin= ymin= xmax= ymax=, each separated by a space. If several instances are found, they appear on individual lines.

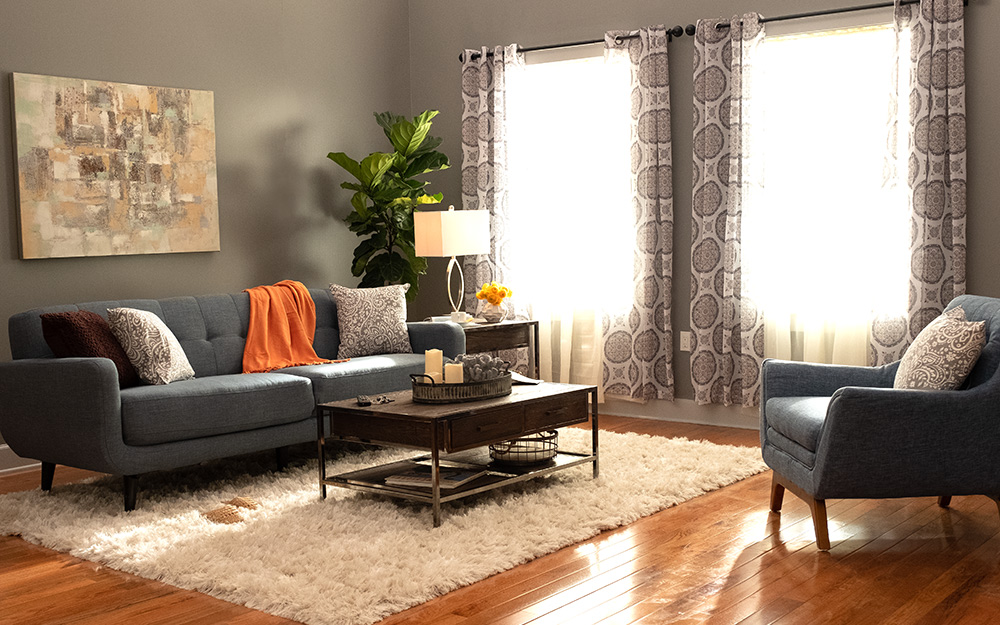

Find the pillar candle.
xmin=425 ymin=371 xmax=443 ymax=384
xmin=424 ymin=349 xmax=443 ymax=375
xmin=444 ymin=362 xmax=464 ymax=384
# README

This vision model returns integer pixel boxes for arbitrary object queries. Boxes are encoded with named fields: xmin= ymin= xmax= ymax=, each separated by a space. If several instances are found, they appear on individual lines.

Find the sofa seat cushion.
xmin=280 ymin=354 xmax=425 ymax=404
xmin=765 ymin=396 xmax=830 ymax=468
xmin=120 ymin=373 xmax=315 ymax=446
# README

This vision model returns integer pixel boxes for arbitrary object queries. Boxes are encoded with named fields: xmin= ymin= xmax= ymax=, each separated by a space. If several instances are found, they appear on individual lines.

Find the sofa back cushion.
xmin=9 ymin=288 xmax=341 ymax=378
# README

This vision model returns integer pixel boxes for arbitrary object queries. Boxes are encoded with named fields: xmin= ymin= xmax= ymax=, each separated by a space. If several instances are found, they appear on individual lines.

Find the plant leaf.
xmin=404 ymin=152 xmax=450 ymax=178
xmin=327 ymin=152 xmax=362 ymax=181
xmin=411 ymin=135 xmax=443 ymax=158
xmin=375 ymin=111 xmax=405 ymax=141
xmin=358 ymin=152 xmax=396 ymax=186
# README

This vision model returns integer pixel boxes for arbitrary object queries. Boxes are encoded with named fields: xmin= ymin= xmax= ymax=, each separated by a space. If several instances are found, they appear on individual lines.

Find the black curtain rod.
xmin=459 ymin=24 xmax=697 ymax=62
xmin=716 ymin=0 xmax=968 ymax=29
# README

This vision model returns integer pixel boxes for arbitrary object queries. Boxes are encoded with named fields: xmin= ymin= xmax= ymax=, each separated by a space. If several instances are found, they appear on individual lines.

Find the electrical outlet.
xmin=680 ymin=331 xmax=692 ymax=352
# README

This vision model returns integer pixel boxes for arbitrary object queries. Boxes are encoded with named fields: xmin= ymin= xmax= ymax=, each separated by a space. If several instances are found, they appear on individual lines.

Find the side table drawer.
xmin=449 ymin=405 xmax=525 ymax=450
xmin=524 ymin=393 xmax=588 ymax=432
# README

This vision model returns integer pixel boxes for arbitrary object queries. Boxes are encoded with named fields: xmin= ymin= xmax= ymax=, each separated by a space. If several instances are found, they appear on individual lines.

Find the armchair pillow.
xmin=893 ymin=306 xmax=985 ymax=390
xmin=40 ymin=310 xmax=141 ymax=388
xmin=107 ymin=307 xmax=196 ymax=385
xmin=328 ymin=283 xmax=412 ymax=358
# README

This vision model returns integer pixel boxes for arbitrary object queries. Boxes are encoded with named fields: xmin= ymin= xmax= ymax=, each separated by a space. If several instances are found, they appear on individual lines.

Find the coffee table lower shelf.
xmin=324 ymin=447 xmax=596 ymax=505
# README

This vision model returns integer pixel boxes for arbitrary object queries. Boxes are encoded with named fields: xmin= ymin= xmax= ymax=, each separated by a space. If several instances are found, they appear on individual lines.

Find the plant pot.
xmin=480 ymin=302 xmax=508 ymax=323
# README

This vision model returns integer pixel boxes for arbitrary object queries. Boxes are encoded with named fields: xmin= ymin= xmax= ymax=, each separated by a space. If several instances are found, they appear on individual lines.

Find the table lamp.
xmin=414 ymin=206 xmax=490 ymax=316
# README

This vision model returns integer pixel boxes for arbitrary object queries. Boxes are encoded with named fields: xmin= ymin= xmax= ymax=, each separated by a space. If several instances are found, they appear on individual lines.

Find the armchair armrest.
xmin=811 ymin=381 xmax=1000 ymax=498
xmin=762 ymin=358 xmax=899 ymax=403
xmin=407 ymin=321 xmax=465 ymax=359
xmin=0 ymin=358 xmax=125 ymax=474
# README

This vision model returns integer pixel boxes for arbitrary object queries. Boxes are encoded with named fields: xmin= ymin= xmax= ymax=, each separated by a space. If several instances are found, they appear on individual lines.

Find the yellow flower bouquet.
xmin=476 ymin=282 xmax=512 ymax=306
xmin=475 ymin=282 xmax=512 ymax=322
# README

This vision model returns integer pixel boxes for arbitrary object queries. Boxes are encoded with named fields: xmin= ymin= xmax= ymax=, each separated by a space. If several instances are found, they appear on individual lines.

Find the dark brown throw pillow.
xmin=40 ymin=310 xmax=141 ymax=388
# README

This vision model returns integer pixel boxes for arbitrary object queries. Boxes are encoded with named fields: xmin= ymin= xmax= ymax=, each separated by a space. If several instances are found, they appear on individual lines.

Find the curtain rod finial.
xmin=685 ymin=24 xmax=696 ymax=36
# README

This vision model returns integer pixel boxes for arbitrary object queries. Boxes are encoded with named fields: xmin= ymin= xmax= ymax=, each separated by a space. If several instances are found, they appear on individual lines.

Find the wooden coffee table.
xmin=316 ymin=382 xmax=598 ymax=527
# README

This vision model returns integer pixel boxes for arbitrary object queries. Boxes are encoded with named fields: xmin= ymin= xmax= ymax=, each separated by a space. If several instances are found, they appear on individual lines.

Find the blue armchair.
xmin=760 ymin=295 xmax=1000 ymax=550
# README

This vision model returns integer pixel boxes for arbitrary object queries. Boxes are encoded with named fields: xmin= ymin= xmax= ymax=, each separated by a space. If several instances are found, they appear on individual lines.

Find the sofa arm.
xmin=761 ymin=358 xmax=898 ymax=404
xmin=407 ymin=321 xmax=466 ymax=358
xmin=0 ymin=358 xmax=125 ymax=473
xmin=812 ymin=382 xmax=1000 ymax=497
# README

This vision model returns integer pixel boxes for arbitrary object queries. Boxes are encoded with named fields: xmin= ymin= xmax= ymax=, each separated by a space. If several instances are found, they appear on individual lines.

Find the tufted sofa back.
xmin=8 ymin=288 xmax=341 ymax=377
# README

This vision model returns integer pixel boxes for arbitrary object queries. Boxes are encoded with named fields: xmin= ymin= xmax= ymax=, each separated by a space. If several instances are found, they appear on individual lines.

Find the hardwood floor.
xmin=2 ymin=416 xmax=999 ymax=624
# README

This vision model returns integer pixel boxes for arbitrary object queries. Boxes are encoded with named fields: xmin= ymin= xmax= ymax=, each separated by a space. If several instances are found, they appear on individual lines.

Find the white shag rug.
xmin=0 ymin=428 xmax=766 ymax=625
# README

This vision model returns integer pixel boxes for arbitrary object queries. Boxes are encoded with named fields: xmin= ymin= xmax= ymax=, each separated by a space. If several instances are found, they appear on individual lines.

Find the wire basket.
xmin=489 ymin=430 xmax=559 ymax=466
xmin=410 ymin=372 xmax=512 ymax=404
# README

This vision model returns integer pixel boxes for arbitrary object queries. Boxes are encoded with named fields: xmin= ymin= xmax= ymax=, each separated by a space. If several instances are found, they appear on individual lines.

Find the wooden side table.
xmin=462 ymin=319 xmax=540 ymax=379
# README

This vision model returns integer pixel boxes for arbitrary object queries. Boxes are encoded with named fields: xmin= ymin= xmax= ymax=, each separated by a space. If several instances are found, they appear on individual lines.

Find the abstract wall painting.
xmin=11 ymin=73 xmax=220 ymax=259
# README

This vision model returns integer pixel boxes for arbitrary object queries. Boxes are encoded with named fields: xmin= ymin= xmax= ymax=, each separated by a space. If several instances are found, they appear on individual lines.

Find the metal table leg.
xmin=591 ymin=387 xmax=599 ymax=478
xmin=431 ymin=423 xmax=442 ymax=527
xmin=317 ymin=407 xmax=327 ymax=499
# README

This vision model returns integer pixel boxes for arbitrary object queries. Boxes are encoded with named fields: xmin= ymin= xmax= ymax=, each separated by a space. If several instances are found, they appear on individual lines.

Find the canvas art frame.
xmin=11 ymin=72 xmax=220 ymax=259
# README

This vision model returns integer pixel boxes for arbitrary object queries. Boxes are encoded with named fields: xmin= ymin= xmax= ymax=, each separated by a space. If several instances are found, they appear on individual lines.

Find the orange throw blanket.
xmin=242 ymin=280 xmax=335 ymax=373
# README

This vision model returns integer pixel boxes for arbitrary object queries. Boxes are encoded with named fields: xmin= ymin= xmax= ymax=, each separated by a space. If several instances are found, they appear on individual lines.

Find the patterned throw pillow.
xmin=107 ymin=307 xmax=196 ymax=385
xmin=40 ymin=310 xmax=141 ymax=388
xmin=894 ymin=307 xmax=986 ymax=390
xmin=328 ymin=284 xmax=413 ymax=359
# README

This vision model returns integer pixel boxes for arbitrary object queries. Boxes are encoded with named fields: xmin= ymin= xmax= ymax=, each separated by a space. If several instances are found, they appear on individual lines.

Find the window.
xmin=742 ymin=22 xmax=910 ymax=363
xmin=505 ymin=47 xmax=634 ymax=316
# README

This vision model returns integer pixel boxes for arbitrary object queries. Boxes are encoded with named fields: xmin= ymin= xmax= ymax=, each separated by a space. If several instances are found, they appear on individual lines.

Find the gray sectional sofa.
xmin=0 ymin=287 xmax=464 ymax=510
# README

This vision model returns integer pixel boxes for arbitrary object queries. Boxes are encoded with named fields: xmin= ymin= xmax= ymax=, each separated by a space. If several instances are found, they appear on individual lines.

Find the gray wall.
xmin=407 ymin=0 xmax=1000 ymax=420
xmin=0 ymin=0 xmax=411 ymax=450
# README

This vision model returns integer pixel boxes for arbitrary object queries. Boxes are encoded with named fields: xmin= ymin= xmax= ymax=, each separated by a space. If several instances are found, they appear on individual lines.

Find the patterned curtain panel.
xmin=460 ymin=45 xmax=520 ymax=313
xmin=689 ymin=15 xmax=765 ymax=407
xmin=871 ymin=0 xmax=967 ymax=365
xmin=601 ymin=26 xmax=675 ymax=402
xmin=458 ymin=45 xmax=531 ymax=373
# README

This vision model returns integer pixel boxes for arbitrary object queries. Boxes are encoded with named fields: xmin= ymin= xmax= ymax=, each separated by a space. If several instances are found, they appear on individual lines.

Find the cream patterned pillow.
xmin=107 ymin=308 xmax=196 ymax=385
xmin=894 ymin=307 xmax=985 ymax=390
xmin=329 ymin=284 xmax=413 ymax=359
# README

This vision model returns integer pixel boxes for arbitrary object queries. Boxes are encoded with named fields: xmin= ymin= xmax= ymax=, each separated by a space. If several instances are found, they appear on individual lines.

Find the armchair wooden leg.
xmin=41 ymin=462 xmax=55 ymax=491
xmin=770 ymin=473 xmax=785 ymax=512
xmin=810 ymin=498 xmax=831 ymax=551
xmin=123 ymin=475 xmax=139 ymax=512
xmin=938 ymin=495 xmax=952 ymax=508
xmin=771 ymin=471 xmax=831 ymax=550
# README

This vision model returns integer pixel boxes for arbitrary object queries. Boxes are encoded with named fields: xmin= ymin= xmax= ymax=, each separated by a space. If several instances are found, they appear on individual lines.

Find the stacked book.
xmin=385 ymin=465 xmax=486 ymax=489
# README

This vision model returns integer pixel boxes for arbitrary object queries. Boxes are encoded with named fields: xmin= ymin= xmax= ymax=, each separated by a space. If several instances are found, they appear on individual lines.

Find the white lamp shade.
xmin=414 ymin=209 xmax=491 ymax=257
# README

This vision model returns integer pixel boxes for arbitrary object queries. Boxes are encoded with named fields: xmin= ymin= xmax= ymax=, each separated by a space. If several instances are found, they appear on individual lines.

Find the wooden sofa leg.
xmin=770 ymin=473 xmax=785 ymax=512
xmin=41 ymin=462 xmax=55 ymax=491
xmin=275 ymin=446 xmax=290 ymax=472
xmin=123 ymin=475 xmax=139 ymax=512
xmin=938 ymin=495 xmax=952 ymax=508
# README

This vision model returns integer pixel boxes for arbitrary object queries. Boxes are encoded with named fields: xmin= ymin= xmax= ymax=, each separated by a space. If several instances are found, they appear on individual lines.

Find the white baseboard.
xmin=0 ymin=444 xmax=37 ymax=475
xmin=602 ymin=397 xmax=760 ymax=431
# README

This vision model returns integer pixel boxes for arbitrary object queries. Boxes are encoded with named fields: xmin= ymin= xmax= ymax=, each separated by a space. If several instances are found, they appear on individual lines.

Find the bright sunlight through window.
xmin=742 ymin=25 xmax=910 ymax=323
xmin=505 ymin=50 xmax=634 ymax=315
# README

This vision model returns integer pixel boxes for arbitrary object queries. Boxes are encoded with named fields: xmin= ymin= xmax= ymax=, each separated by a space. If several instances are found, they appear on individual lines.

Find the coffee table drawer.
xmin=449 ymin=406 xmax=524 ymax=450
xmin=524 ymin=392 xmax=588 ymax=432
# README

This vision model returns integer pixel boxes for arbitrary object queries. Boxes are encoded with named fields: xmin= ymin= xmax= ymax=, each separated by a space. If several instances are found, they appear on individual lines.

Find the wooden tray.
xmin=410 ymin=372 xmax=512 ymax=404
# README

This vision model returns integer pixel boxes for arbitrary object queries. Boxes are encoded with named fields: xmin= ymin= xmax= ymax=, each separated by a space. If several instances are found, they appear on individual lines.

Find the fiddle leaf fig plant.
xmin=327 ymin=110 xmax=450 ymax=301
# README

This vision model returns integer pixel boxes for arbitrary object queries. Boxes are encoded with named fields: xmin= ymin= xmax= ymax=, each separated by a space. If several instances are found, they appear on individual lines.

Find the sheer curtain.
xmin=746 ymin=24 xmax=909 ymax=369
xmin=504 ymin=45 xmax=634 ymax=395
